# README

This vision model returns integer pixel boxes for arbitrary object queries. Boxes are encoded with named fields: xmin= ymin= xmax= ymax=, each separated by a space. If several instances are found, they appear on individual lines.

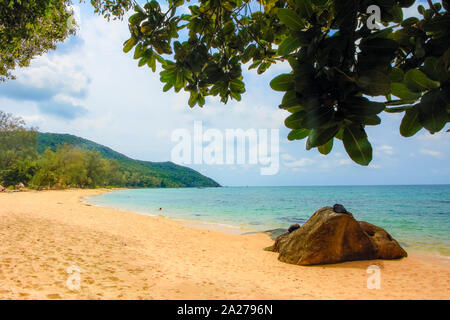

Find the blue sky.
xmin=0 ymin=1 xmax=448 ymax=186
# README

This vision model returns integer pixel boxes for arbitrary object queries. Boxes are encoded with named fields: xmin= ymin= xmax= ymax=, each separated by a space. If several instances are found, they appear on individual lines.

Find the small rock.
xmin=288 ymin=224 xmax=300 ymax=233
xmin=333 ymin=203 xmax=347 ymax=214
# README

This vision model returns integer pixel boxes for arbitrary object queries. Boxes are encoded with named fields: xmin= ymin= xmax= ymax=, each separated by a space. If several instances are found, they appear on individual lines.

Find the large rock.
xmin=267 ymin=207 xmax=407 ymax=265
xmin=358 ymin=221 xmax=407 ymax=260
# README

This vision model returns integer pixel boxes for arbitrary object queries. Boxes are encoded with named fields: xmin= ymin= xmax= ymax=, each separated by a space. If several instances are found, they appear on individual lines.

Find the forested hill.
xmin=37 ymin=133 xmax=220 ymax=188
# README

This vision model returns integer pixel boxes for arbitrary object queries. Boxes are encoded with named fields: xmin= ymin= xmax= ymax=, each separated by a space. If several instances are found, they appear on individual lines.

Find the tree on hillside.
xmin=98 ymin=0 xmax=449 ymax=165
xmin=0 ymin=0 xmax=75 ymax=81
xmin=0 ymin=111 xmax=38 ymax=186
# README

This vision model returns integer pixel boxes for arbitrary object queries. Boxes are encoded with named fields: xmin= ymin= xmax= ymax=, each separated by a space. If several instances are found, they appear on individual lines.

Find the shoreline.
xmin=1 ymin=189 xmax=449 ymax=299
xmin=86 ymin=189 xmax=450 ymax=262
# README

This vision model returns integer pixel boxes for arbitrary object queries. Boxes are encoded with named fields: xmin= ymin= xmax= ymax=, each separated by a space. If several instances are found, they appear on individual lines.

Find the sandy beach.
xmin=0 ymin=189 xmax=449 ymax=300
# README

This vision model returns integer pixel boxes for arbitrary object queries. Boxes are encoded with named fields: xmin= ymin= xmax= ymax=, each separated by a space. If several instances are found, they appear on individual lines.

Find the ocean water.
xmin=88 ymin=185 xmax=450 ymax=257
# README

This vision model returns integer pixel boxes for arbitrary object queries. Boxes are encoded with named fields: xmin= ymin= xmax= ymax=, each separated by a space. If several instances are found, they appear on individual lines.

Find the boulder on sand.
xmin=266 ymin=206 xmax=407 ymax=265
xmin=0 ymin=185 xmax=5 ymax=192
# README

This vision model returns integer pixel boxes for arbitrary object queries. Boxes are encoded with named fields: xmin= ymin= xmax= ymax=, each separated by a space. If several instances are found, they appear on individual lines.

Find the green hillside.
xmin=37 ymin=133 xmax=220 ymax=188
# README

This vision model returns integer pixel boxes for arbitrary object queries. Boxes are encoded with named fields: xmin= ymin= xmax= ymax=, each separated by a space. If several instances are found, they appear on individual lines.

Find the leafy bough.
xmin=113 ymin=0 xmax=450 ymax=165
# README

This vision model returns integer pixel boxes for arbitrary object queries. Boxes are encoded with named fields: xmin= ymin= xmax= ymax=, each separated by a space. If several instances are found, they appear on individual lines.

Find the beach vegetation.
xmin=0 ymin=111 xmax=220 ymax=189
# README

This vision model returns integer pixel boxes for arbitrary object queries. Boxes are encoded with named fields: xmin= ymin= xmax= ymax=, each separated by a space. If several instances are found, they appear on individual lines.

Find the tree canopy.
xmin=112 ymin=0 xmax=449 ymax=165
xmin=0 ymin=111 xmax=38 ymax=186
xmin=0 ymin=0 xmax=74 ymax=81
xmin=1 ymin=1 xmax=448 ymax=165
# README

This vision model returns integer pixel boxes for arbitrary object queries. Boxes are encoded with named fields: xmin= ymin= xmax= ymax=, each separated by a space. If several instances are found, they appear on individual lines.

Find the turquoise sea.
xmin=88 ymin=185 xmax=450 ymax=257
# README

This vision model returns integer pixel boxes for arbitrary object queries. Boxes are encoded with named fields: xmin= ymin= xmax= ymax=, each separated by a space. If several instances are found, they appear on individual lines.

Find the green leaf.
xmin=357 ymin=71 xmax=391 ymax=96
xmin=306 ymin=126 xmax=339 ymax=149
xmin=422 ymin=16 xmax=450 ymax=33
xmin=138 ymin=57 xmax=147 ymax=67
xmin=401 ymin=17 xmax=419 ymax=27
xmin=278 ymin=36 xmax=303 ymax=56
xmin=359 ymin=38 xmax=398 ymax=54
xmin=422 ymin=57 xmax=440 ymax=81
xmin=312 ymin=0 xmax=329 ymax=6
xmin=277 ymin=8 xmax=305 ymax=30
xmin=348 ymin=114 xmax=381 ymax=126
xmin=417 ymin=90 xmax=448 ymax=133
xmin=391 ymin=82 xmax=422 ymax=100
xmin=133 ymin=43 xmax=144 ymax=60
xmin=296 ymin=0 xmax=313 ymax=19
xmin=389 ymin=68 xmax=404 ymax=82
xmin=123 ymin=38 xmax=137 ymax=53
xmin=404 ymin=69 xmax=439 ymax=93
xmin=270 ymin=74 xmax=294 ymax=92
xmin=301 ymin=107 xmax=334 ymax=129
xmin=188 ymin=91 xmax=198 ymax=107
xmin=229 ymin=79 xmax=245 ymax=92
xmin=280 ymin=90 xmax=301 ymax=109
xmin=288 ymin=129 xmax=310 ymax=141
xmin=285 ymin=111 xmax=306 ymax=129
xmin=318 ymin=138 xmax=333 ymax=155
xmin=341 ymin=97 xmax=385 ymax=116
xmin=390 ymin=5 xmax=403 ymax=23
xmin=343 ymin=126 xmax=372 ymax=166
xmin=400 ymin=107 xmax=422 ymax=137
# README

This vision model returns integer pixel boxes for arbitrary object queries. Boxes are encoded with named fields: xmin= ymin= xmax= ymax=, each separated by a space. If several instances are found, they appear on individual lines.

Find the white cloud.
xmin=281 ymin=153 xmax=295 ymax=161
xmin=283 ymin=157 xmax=315 ymax=168
xmin=338 ymin=159 xmax=352 ymax=166
xmin=420 ymin=149 xmax=443 ymax=158
xmin=376 ymin=145 xmax=394 ymax=156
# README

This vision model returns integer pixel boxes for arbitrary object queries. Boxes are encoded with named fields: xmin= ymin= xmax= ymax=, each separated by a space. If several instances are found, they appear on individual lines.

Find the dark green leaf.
xmin=285 ymin=111 xmax=306 ymax=129
xmin=400 ymin=107 xmax=422 ymax=137
xmin=404 ymin=69 xmax=439 ymax=93
xmin=278 ymin=36 xmax=304 ymax=56
xmin=341 ymin=97 xmax=385 ymax=116
xmin=306 ymin=126 xmax=339 ymax=149
xmin=318 ymin=138 xmax=333 ymax=155
xmin=343 ymin=125 xmax=372 ymax=166
xmin=301 ymin=107 xmax=334 ymax=129
xmin=270 ymin=74 xmax=294 ymax=92
xmin=348 ymin=114 xmax=381 ymax=126
xmin=417 ymin=90 xmax=448 ymax=133
xmin=389 ymin=68 xmax=404 ymax=82
xmin=391 ymin=82 xmax=422 ymax=100
xmin=277 ymin=8 xmax=305 ymax=30
xmin=280 ymin=90 xmax=301 ymax=108
xmin=296 ymin=0 xmax=313 ymax=19
xmin=288 ymin=128 xmax=310 ymax=141
xmin=359 ymin=38 xmax=398 ymax=54
xmin=357 ymin=71 xmax=391 ymax=96
xmin=422 ymin=57 xmax=440 ymax=81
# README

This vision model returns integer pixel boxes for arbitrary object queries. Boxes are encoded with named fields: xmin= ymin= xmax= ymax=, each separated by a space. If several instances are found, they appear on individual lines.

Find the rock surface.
xmin=288 ymin=224 xmax=300 ymax=233
xmin=266 ymin=206 xmax=407 ymax=265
